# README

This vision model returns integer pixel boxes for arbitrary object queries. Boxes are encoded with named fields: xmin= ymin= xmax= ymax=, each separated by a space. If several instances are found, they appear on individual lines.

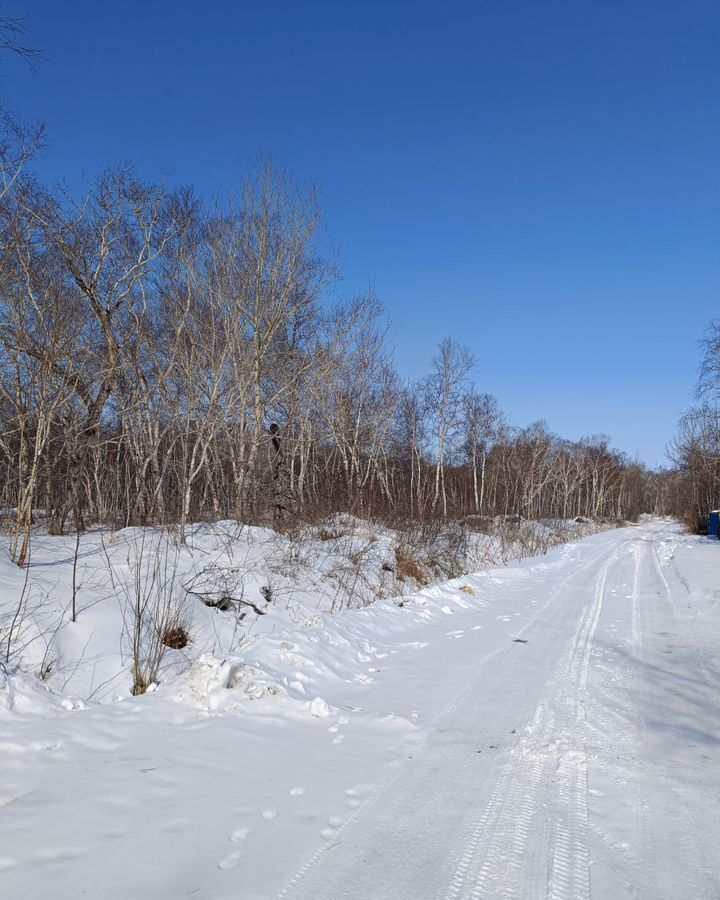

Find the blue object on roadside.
xmin=710 ymin=511 xmax=720 ymax=537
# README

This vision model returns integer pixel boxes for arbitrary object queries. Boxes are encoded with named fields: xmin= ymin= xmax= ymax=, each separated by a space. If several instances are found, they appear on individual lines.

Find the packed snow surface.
xmin=1 ymin=519 xmax=719 ymax=898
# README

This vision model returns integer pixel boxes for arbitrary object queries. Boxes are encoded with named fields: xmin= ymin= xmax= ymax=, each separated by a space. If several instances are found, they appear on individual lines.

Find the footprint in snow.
xmin=320 ymin=816 xmax=344 ymax=839
xmin=345 ymin=784 xmax=375 ymax=800
xmin=217 ymin=850 xmax=242 ymax=871
xmin=329 ymin=718 xmax=347 ymax=741
xmin=346 ymin=785 xmax=371 ymax=795
xmin=229 ymin=827 xmax=250 ymax=843
xmin=261 ymin=809 xmax=277 ymax=820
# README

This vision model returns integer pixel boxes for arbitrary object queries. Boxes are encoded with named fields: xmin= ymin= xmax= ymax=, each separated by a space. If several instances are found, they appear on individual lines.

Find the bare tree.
xmin=27 ymin=167 xmax=174 ymax=533
xmin=462 ymin=390 xmax=502 ymax=515
xmin=0 ymin=13 xmax=42 ymax=68
xmin=424 ymin=338 xmax=475 ymax=517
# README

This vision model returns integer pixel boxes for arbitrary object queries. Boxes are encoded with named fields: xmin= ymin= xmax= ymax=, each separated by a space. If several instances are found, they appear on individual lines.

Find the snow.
xmin=1 ymin=519 xmax=719 ymax=898
xmin=0 ymin=515 xmax=600 ymax=703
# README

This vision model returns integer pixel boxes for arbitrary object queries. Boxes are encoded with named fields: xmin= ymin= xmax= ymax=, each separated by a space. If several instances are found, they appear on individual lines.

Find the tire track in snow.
xmin=635 ymin=525 xmax=720 ymax=899
xmin=648 ymin=536 xmax=716 ymax=689
xmin=276 ymin=641 xmax=508 ymax=900
xmin=277 ymin=535 xmax=623 ymax=900
xmin=443 ymin=547 xmax=616 ymax=900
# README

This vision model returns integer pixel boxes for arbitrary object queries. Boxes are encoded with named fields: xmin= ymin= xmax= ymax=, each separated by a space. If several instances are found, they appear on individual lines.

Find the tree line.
xmin=0 ymin=93 xmax=664 ymax=567
xmin=667 ymin=322 xmax=720 ymax=529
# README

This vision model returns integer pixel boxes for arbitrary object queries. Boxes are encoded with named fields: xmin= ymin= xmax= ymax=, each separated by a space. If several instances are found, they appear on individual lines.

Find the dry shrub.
xmin=459 ymin=584 xmax=475 ymax=595
xmin=464 ymin=515 xmax=494 ymax=534
xmin=680 ymin=510 xmax=705 ymax=535
xmin=313 ymin=514 xmax=355 ymax=543
xmin=394 ymin=548 xmax=429 ymax=585
xmin=118 ymin=530 xmax=189 ymax=695
xmin=392 ymin=518 xmax=470 ymax=582
xmin=162 ymin=626 xmax=189 ymax=650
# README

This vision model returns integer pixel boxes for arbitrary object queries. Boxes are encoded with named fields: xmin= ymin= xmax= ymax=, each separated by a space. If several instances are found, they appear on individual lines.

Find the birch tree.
xmin=425 ymin=338 xmax=475 ymax=517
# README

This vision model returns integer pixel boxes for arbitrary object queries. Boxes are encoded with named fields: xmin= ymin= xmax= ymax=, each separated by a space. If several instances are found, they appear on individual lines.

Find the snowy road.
xmin=2 ymin=520 xmax=719 ymax=899
xmin=279 ymin=522 xmax=720 ymax=900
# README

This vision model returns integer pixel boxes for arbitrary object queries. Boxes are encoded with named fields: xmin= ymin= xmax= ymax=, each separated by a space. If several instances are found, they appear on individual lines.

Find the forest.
xmin=0 ymin=150 xmax=663 ymax=558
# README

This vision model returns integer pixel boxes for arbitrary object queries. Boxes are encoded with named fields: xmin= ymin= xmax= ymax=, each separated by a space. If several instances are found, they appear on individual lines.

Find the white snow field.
xmin=1 ymin=519 xmax=719 ymax=899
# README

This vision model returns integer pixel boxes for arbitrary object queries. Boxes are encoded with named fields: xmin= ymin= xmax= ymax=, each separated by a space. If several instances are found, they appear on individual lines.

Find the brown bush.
xmin=162 ymin=626 xmax=189 ymax=650
xmin=316 ymin=526 xmax=346 ymax=541
xmin=394 ymin=548 xmax=429 ymax=585
xmin=464 ymin=515 xmax=494 ymax=534
xmin=680 ymin=511 xmax=705 ymax=535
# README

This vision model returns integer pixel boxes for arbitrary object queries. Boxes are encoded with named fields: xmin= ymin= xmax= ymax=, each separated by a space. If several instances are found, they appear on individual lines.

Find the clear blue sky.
xmin=3 ymin=0 xmax=718 ymax=467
